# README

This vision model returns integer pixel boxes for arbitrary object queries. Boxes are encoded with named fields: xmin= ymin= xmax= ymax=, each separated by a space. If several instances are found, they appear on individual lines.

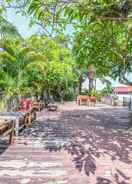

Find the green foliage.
xmin=101 ymin=84 xmax=113 ymax=96
xmin=88 ymin=90 xmax=98 ymax=97
xmin=0 ymin=32 xmax=77 ymax=108
xmin=3 ymin=1 xmax=131 ymax=83
xmin=0 ymin=0 xmax=132 ymax=109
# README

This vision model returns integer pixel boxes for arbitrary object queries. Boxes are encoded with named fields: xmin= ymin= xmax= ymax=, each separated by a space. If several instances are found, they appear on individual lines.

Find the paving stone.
xmin=0 ymin=102 xmax=132 ymax=184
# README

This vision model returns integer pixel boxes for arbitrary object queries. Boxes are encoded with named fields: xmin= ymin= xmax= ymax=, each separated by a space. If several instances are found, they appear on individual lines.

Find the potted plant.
xmin=88 ymin=90 xmax=97 ymax=104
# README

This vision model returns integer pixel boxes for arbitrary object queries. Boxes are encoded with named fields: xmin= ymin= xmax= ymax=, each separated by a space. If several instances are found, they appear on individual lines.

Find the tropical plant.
xmin=27 ymin=35 xmax=77 ymax=101
xmin=1 ymin=0 xmax=132 ymax=108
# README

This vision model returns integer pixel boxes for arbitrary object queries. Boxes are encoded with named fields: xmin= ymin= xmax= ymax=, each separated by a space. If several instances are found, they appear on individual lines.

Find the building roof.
xmin=114 ymin=86 xmax=132 ymax=93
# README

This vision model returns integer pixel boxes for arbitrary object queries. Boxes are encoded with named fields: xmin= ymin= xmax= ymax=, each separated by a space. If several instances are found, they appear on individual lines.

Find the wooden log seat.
xmin=77 ymin=95 xmax=89 ymax=106
xmin=0 ymin=120 xmax=14 ymax=144
xmin=47 ymin=104 xmax=58 ymax=111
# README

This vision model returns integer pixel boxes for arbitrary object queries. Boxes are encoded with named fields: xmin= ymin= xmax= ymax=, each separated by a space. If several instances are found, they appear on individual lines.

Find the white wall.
xmin=116 ymin=94 xmax=131 ymax=102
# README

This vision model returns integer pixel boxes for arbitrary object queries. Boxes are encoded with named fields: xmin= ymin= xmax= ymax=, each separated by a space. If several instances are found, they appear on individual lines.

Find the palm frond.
xmin=0 ymin=15 xmax=23 ymax=39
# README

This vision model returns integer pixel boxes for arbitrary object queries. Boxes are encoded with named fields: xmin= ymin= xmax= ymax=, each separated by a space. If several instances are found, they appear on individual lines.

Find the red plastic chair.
xmin=17 ymin=98 xmax=35 ymax=124
xmin=18 ymin=98 xmax=32 ymax=112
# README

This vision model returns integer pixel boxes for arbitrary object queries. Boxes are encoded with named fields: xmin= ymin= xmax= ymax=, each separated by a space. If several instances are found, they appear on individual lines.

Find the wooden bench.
xmin=31 ymin=101 xmax=43 ymax=112
xmin=0 ymin=120 xmax=14 ymax=144
xmin=24 ymin=108 xmax=36 ymax=125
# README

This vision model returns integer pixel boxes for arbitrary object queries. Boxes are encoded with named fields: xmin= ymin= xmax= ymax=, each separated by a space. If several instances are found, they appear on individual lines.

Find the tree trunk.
xmin=88 ymin=66 xmax=95 ymax=93
xmin=43 ymin=90 xmax=49 ymax=107
xmin=35 ymin=92 xmax=38 ymax=100
xmin=89 ymin=78 xmax=94 ymax=92
xmin=78 ymin=75 xmax=83 ymax=95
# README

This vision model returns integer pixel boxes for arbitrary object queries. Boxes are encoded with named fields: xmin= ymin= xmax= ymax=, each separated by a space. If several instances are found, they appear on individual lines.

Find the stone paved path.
xmin=0 ymin=143 xmax=88 ymax=184
xmin=0 ymin=102 xmax=132 ymax=184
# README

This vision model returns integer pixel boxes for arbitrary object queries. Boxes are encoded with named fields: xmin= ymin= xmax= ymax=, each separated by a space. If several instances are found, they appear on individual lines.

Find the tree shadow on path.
xmin=0 ymin=140 xmax=9 ymax=155
xmin=21 ymin=107 xmax=132 ymax=183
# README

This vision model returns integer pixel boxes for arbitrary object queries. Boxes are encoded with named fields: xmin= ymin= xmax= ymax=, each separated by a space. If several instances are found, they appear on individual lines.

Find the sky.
xmin=5 ymin=9 xmax=74 ymax=38
xmin=4 ymin=9 xmax=126 ymax=89
xmin=5 ymin=9 xmax=40 ymax=38
xmin=82 ymin=78 xmax=124 ymax=90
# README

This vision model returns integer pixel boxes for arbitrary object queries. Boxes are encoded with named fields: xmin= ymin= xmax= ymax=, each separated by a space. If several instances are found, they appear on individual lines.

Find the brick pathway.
xmin=0 ymin=143 xmax=89 ymax=184
xmin=0 ymin=102 xmax=132 ymax=184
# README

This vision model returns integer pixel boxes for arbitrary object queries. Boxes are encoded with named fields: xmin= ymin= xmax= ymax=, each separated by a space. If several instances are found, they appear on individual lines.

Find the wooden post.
xmin=9 ymin=121 xmax=15 ymax=144
xmin=15 ymin=117 xmax=19 ymax=137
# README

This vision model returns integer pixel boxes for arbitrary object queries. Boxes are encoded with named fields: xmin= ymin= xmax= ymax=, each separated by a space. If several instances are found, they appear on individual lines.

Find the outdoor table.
xmin=47 ymin=104 xmax=58 ymax=111
xmin=0 ymin=112 xmax=25 ymax=137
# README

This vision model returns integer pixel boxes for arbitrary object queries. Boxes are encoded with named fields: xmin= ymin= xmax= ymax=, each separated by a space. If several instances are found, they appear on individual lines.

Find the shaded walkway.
xmin=0 ymin=102 xmax=132 ymax=183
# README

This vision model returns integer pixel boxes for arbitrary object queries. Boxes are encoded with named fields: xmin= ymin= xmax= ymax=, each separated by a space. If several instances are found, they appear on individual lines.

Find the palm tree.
xmin=0 ymin=38 xmax=34 ymax=110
